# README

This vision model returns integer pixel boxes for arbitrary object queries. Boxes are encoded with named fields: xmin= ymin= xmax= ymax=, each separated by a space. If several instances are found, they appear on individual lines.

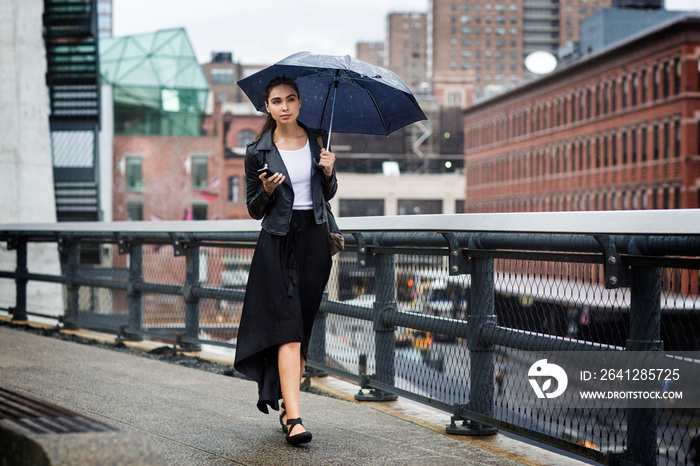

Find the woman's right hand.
xmin=260 ymin=172 xmax=285 ymax=198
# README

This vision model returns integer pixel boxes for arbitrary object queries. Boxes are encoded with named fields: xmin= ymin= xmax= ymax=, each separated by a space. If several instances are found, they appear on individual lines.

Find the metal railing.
xmin=1 ymin=210 xmax=699 ymax=466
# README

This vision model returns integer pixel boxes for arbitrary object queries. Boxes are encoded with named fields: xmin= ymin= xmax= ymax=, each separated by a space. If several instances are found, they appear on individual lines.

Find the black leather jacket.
xmin=244 ymin=123 xmax=338 ymax=236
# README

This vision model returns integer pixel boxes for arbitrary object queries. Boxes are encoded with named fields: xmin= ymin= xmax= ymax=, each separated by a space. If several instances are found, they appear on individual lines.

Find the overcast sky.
xmin=112 ymin=0 xmax=698 ymax=65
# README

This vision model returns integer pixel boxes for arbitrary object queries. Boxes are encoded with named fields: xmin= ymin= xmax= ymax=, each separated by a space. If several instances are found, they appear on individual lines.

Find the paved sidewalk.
xmin=0 ymin=325 xmax=587 ymax=465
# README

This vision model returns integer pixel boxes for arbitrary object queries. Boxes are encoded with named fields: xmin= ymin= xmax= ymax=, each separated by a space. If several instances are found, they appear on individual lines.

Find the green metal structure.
xmin=99 ymin=28 xmax=209 ymax=136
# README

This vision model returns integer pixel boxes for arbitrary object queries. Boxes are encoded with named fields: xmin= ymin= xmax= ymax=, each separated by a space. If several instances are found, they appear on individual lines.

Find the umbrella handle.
xmin=326 ymin=72 xmax=340 ymax=152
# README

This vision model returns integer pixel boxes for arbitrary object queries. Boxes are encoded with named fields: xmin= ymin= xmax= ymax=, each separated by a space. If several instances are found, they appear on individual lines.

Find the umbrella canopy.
xmin=237 ymin=52 xmax=427 ymax=143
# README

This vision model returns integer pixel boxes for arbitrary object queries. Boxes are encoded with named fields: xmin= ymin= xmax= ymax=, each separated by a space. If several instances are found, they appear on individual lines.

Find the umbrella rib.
xmin=354 ymin=79 xmax=390 ymax=134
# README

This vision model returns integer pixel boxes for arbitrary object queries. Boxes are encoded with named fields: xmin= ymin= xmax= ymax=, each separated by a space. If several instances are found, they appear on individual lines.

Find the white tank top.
xmin=278 ymin=139 xmax=313 ymax=210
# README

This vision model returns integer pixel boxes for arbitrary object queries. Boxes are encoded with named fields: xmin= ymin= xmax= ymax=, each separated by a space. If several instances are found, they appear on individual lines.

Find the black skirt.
xmin=233 ymin=210 xmax=332 ymax=414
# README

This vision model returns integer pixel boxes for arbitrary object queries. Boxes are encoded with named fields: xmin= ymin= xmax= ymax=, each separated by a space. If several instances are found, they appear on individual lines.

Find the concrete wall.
xmin=333 ymin=172 xmax=465 ymax=216
xmin=99 ymin=85 xmax=114 ymax=222
xmin=0 ymin=0 xmax=62 ymax=316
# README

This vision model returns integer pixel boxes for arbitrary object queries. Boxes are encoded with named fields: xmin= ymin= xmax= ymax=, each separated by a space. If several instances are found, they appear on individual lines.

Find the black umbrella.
xmin=237 ymin=51 xmax=427 ymax=147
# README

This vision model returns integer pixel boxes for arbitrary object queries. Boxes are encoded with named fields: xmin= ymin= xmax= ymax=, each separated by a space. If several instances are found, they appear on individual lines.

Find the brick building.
xmin=113 ymin=135 xmax=224 ymax=221
xmin=385 ymin=13 xmax=428 ymax=93
xmin=355 ymin=41 xmax=385 ymax=68
xmin=200 ymin=52 xmax=268 ymax=221
xmin=428 ymin=0 xmax=612 ymax=104
xmin=461 ymin=14 xmax=700 ymax=213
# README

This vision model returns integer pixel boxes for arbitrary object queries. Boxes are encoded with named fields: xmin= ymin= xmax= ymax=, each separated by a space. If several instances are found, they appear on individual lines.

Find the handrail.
xmin=1 ymin=208 xmax=699 ymax=235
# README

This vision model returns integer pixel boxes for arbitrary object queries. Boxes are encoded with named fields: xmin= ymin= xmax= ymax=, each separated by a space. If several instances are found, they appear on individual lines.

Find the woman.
xmin=234 ymin=77 xmax=337 ymax=446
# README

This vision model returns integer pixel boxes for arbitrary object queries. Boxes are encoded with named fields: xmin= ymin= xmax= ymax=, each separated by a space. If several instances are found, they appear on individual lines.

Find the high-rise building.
xmin=97 ymin=0 xmax=112 ymax=38
xmin=427 ymin=0 xmax=612 ymax=104
xmin=429 ymin=0 xmax=522 ymax=105
xmin=355 ymin=41 xmax=385 ymax=67
xmin=386 ymin=13 xmax=429 ymax=93
xmin=579 ymin=8 xmax=683 ymax=56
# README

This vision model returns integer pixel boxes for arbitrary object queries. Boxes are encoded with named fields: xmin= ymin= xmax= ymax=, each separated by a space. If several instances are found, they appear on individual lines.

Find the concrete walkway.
xmin=0 ymin=324 xmax=589 ymax=465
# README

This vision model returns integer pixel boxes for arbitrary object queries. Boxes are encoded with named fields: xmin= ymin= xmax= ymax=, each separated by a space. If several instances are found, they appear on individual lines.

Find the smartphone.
xmin=256 ymin=165 xmax=276 ymax=178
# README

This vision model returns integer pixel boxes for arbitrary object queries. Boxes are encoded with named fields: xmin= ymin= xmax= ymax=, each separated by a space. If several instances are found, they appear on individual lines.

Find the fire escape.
xmin=43 ymin=0 xmax=101 ymax=222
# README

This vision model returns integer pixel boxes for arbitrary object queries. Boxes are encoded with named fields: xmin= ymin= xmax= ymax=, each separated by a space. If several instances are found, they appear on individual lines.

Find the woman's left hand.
xmin=319 ymin=148 xmax=335 ymax=179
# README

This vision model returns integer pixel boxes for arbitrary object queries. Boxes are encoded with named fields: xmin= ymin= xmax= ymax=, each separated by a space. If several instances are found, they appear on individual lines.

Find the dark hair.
xmin=255 ymin=77 xmax=300 ymax=140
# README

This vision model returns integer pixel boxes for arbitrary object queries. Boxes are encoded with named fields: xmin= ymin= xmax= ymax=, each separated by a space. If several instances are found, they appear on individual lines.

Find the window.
xmin=228 ymin=176 xmax=240 ymax=203
xmin=210 ymin=68 xmax=234 ymax=84
xmin=653 ymin=64 xmax=659 ymax=100
xmin=237 ymin=129 xmax=255 ymax=147
xmin=674 ymin=57 xmax=681 ymax=95
xmin=653 ymin=125 xmax=659 ymax=160
xmin=631 ymin=73 xmax=638 ymax=106
xmin=125 ymin=156 xmax=143 ymax=191
xmin=586 ymin=89 xmax=592 ymax=119
xmin=664 ymin=122 xmax=670 ymax=160
xmin=641 ymin=127 xmax=647 ymax=162
xmin=339 ymin=199 xmax=384 ymax=217
xmin=675 ymin=120 xmax=681 ymax=158
xmin=126 ymin=202 xmax=143 ymax=221
xmin=610 ymin=79 xmax=616 ymax=112
xmin=192 ymin=204 xmax=207 ymax=220
xmin=398 ymin=199 xmax=443 ymax=215
xmin=603 ymin=83 xmax=608 ymax=114
xmin=192 ymin=155 xmax=208 ymax=188
xmin=641 ymin=69 xmax=647 ymax=104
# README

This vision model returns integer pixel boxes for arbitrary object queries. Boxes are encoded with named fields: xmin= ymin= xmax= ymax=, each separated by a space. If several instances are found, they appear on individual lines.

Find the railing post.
xmin=121 ymin=244 xmax=143 ymax=341
xmin=63 ymin=242 xmax=80 ymax=330
xmin=306 ymin=292 xmax=329 ymax=377
xmin=448 ymin=256 xmax=497 ymax=435
xmin=181 ymin=244 xmax=201 ymax=350
xmin=626 ymin=266 xmax=661 ymax=466
xmin=12 ymin=238 xmax=28 ymax=321
xmin=356 ymin=250 xmax=398 ymax=402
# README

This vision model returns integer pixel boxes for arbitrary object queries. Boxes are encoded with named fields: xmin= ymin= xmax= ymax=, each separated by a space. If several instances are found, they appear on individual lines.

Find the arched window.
xmin=237 ymin=129 xmax=255 ymax=147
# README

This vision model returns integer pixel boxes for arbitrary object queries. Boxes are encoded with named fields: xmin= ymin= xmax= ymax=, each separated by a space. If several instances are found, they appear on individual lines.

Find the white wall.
xmin=332 ymin=172 xmax=465 ymax=216
xmin=0 ymin=0 xmax=62 ymax=316
xmin=100 ymin=85 xmax=114 ymax=222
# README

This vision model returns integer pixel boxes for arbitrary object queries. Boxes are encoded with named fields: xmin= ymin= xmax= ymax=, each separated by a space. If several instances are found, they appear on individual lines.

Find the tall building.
xmin=579 ymin=7 xmax=683 ymax=56
xmin=97 ymin=0 xmax=112 ymax=37
xmin=428 ymin=0 xmax=612 ymax=104
xmin=386 ymin=13 xmax=429 ymax=93
xmin=429 ymin=0 xmax=522 ymax=104
xmin=355 ymin=41 xmax=385 ymax=67
xmin=461 ymin=14 xmax=700 ymax=213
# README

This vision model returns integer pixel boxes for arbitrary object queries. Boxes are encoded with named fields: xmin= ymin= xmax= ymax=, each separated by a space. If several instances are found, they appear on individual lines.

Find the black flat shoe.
xmin=279 ymin=402 xmax=287 ymax=434
xmin=286 ymin=418 xmax=312 ymax=446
